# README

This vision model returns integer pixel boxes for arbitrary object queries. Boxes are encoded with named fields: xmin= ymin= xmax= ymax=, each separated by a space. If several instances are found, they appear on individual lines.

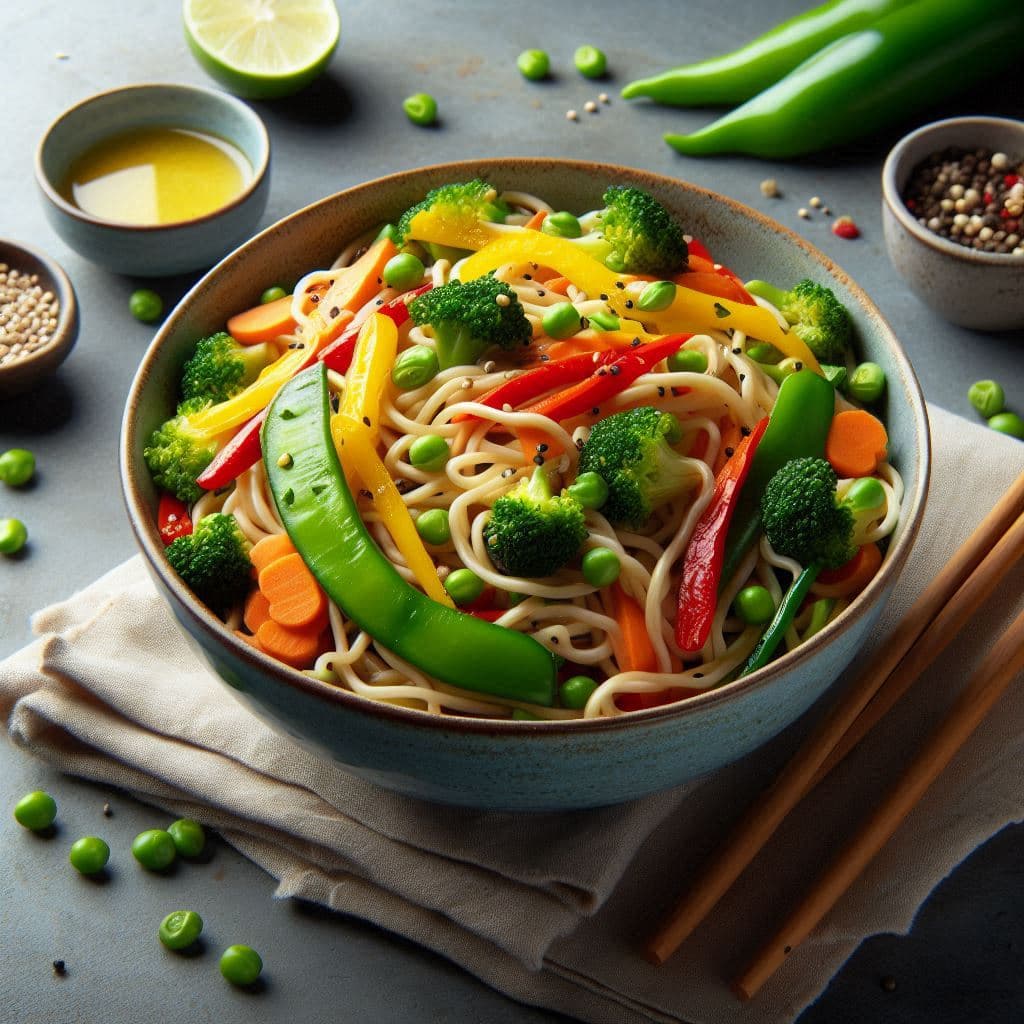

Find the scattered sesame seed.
xmin=798 ymin=208 xmax=810 ymax=219
xmin=809 ymin=196 xmax=823 ymax=208
xmin=759 ymin=178 xmax=780 ymax=198
xmin=598 ymin=93 xmax=610 ymax=104
xmin=566 ymin=109 xmax=578 ymax=121
xmin=483 ymin=360 xmax=497 ymax=373
xmin=584 ymin=100 xmax=598 ymax=113
xmin=461 ymin=378 xmax=473 ymax=389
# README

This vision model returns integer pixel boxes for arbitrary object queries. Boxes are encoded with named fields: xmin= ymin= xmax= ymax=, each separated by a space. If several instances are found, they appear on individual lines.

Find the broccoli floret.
xmin=181 ymin=331 xmax=276 ymax=405
xmin=573 ymin=186 xmax=688 ymax=276
xmin=144 ymin=408 xmax=219 ymax=503
xmin=408 ymin=275 xmax=532 ymax=370
xmin=483 ymin=465 xmax=588 ymax=577
xmin=577 ymin=407 xmax=694 ymax=528
xmin=396 ymin=178 xmax=510 ymax=251
xmin=165 ymin=512 xmax=253 ymax=613
xmin=745 ymin=278 xmax=852 ymax=365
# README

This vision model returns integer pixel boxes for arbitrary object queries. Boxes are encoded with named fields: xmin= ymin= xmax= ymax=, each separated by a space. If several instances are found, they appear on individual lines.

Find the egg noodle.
xmin=188 ymin=188 xmax=902 ymax=720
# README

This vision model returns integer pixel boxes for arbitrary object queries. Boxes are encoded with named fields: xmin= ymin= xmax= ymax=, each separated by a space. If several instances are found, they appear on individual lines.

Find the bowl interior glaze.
xmin=121 ymin=159 xmax=930 ymax=810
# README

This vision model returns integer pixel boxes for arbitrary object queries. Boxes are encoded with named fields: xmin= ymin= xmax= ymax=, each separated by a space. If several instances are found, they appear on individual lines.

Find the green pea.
xmin=444 ymin=568 xmax=484 ymax=605
xmin=392 ymin=345 xmax=440 ymax=390
xmin=560 ymin=674 xmax=598 ymax=710
xmin=129 ymin=288 xmax=163 ymax=323
xmin=409 ymin=434 xmax=450 ymax=472
xmin=541 ymin=211 xmax=582 ymax=239
xmin=586 ymin=311 xmax=619 ymax=332
xmin=821 ymin=364 xmax=847 ymax=391
xmin=637 ymin=280 xmax=676 ymax=313
xmin=0 ymin=448 xmax=35 ymax=487
xmin=746 ymin=342 xmax=781 ymax=363
xmin=844 ymin=476 xmax=886 ymax=514
xmin=574 ymin=44 xmax=607 ymax=79
xmin=159 ymin=910 xmax=204 ymax=951
xmin=0 ymin=518 xmax=27 ymax=555
xmin=542 ymin=302 xmax=583 ymax=340
xmin=968 ymin=379 xmax=1005 ymax=418
xmin=403 ymin=92 xmax=438 ymax=126
xmin=260 ymin=286 xmax=288 ymax=304
xmin=415 ymin=508 xmax=451 ymax=545
xmin=734 ymin=585 xmax=775 ymax=625
xmin=132 ymin=828 xmax=177 ymax=871
xmin=666 ymin=349 xmax=708 ymax=374
xmin=988 ymin=411 xmax=1024 ymax=439
xmin=167 ymin=818 xmax=206 ymax=858
xmin=516 ymin=49 xmax=550 ymax=81
xmin=567 ymin=470 xmax=608 ymax=510
xmin=512 ymin=708 xmax=542 ymax=721
xmin=582 ymin=547 xmax=620 ymax=588
xmin=847 ymin=362 xmax=886 ymax=404
xmin=219 ymin=944 xmax=263 ymax=986
xmin=382 ymin=252 xmax=425 ymax=291
xmin=14 ymin=790 xmax=57 ymax=831
xmin=69 ymin=836 xmax=110 ymax=875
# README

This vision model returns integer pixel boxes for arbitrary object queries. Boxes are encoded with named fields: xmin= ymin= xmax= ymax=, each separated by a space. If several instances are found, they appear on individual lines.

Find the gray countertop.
xmin=2 ymin=2 xmax=1022 ymax=1021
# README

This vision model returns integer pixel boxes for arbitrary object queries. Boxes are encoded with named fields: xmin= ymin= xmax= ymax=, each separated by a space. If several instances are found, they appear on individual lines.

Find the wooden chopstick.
xmin=735 ymin=603 xmax=1024 ymax=999
xmin=644 ymin=470 xmax=1024 ymax=967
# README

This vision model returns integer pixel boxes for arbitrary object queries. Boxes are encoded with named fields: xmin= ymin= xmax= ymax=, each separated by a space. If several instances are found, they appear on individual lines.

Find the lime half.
xmin=183 ymin=0 xmax=341 ymax=100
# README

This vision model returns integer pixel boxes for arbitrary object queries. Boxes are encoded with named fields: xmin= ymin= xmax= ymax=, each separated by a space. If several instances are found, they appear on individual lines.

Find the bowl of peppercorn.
xmin=0 ymin=238 xmax=79 ymax=398
xmin=882 ymin=116 xmax=1024 ymax=331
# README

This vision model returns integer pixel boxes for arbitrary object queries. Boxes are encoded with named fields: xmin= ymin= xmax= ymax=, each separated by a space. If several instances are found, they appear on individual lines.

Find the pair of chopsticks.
xmin=645 ymin=469 xmax=1024 ymax=1000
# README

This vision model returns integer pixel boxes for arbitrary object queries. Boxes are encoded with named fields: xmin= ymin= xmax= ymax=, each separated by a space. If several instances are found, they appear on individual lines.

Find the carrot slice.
xmin=243 ymin=588 xmax=272 ymax=634
xmin=249 ymin=533 xmax=297 ymax=575
xmin=318 ymin=237 xmax=398 ymax=322
xmin=254 ymin=619 xmax=322 ymax=669
xmin=542 ymin=275 xmax=572 ymax=295
xmin=826 ymin=409 xmax=889 ymax=478
xmin=610 ymin=582 xmax=658 ymax=674
xmin=523 ymin=210 xmax=548 ymax=231
xmin=258 ymin=551 xmax=328 ymax=629
xmin=228 ymin=295 xmax=297 ymax=345
xmin=712 ymin=414 xmax=744 ymax=475
xmin=814 ymin=541 xmax=883 ymax=597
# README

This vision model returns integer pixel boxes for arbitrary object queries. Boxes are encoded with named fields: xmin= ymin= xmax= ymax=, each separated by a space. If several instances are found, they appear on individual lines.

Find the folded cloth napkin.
xmin=2 ymin=404 xmax=1022 ymax=1024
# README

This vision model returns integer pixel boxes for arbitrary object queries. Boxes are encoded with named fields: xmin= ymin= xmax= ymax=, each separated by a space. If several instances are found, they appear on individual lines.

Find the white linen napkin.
xmin=2 ymin=403 xmax=1021 ymax=1024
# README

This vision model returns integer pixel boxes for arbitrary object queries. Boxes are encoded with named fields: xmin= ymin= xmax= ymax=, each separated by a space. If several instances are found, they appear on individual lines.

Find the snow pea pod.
xmin=622 ymin=0 xmax=914 ymax=106
xmin=666 ymin=0 xmax=1024 ymax=159
xmin=719 ymin=371 xmax=835 ymax=589
xmin=263 ymin=363 xmax=557 ymax=706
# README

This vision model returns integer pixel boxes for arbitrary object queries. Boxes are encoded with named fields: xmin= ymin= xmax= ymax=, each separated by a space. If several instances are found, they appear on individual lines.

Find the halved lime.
xmin=183 ymin=0 xmax=341 ymax=100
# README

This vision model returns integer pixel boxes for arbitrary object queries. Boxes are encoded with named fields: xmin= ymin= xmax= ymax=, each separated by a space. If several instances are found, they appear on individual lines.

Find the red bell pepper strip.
xmin=158 ymin=493 xmax=193 ymax=546
xmin=675 ymin=415 xmax=769 ymax=652
xmin=525 ymin=333 xmax=691 ymax=425
xmin=686 ymin=237 xmax=713 ymax=262
xmin=452 ymin=349 xmax=616 ymax=423
xmin=195 ymin=409 xmax=267 ymax=491
xmin=319 ymin=283 xmax=431 ymax=373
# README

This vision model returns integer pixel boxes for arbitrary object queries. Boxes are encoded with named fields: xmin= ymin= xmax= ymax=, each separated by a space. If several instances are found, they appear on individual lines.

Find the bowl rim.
xmin=0 ymin=237 xmax=79 ymax=393
xmin=881 ymin=115 xmax=1024 ymax=265
xmin=34 ymin=81 xmax=271 ymax=235
xmin=120 ymin=157 xmax=931 ymax=736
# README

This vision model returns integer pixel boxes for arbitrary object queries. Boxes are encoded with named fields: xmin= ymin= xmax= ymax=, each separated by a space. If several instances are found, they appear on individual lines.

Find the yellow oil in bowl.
xmin=61 ymin=126 xmax=252 ymax=226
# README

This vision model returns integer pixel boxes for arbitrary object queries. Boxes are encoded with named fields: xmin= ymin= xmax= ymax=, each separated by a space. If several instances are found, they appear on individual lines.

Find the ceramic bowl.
xmin=35 ymin=83 xmax=270 ymax=277
xmin=882 ymin=116 xmax=1024 ymax=331
xmin=120 ymin=159 xmax=930 ymax=811
xmin=0 ymin=238 xmax=79 ymax=398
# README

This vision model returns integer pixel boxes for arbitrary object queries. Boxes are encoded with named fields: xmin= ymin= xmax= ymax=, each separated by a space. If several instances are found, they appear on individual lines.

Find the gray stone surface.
xmin=2 ymin=2 xmax=1021 ymax=1021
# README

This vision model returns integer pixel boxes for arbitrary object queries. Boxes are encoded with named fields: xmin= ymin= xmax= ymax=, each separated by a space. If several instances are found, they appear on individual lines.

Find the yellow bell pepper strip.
xmin=453 ymin=231 xmax=820 ymax=372
xmin=329 ymin=413 xmax=454 ymax=608
xmin=337 ymin=313 xmax=399 ymax=446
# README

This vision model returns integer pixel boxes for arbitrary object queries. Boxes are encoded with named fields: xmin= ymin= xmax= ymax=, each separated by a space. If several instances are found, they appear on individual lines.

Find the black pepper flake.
xmin=362 ymin=415 xmax=371 ymax=427
xmin=329 ymin=306 xmax=340 ymax=318
xmin=881 ymin=976 xmax=897 ymax=993
xmin=657 ymin=386 xmax=666 ymax=397
xmin=310 ymin=293 xmax=320 ymax=303
xmin=580 ymin=317 xmax=590 ymax=329
xmin=597 ymin=368 xmax=607 ymax=376
xmin=551 ymin=636 xmax=559 ymax=644
xmin=609 ymin=365 xmax=621 ymax=376
xmin=725 ymin=446 xmax=735 ymax=458
xmin=739 ymin=373 xmax=746 ymax=382
xmin=714 ymin=303 xmax=731 ymax=319
xmin=524 ymin=273 xmax=533 ymax=280
xmin=575 ymin=438 xmax=585 ymax=450
xmin=624 ymin=299 xmax=634 ymax=309
xmin=502 ymin=467 xmax=515 ymax=478
xmin=539 ymin=354 xmax=550 ymax=362
xmin=102 ymin=802 xmax=112 ymax=817
xmin=536 ymin=443 xmax=549 ymax=452
xmin=591 ymin=406 xmax=600 ymax=416
xmin=533 ymin=454 xmax=545 ymax=466
xmin=732 ymin=347 xmax=742 ymax=354
xmin=536 ymin=289 xmax=546 ymax=297
xmin=599 ymin=293 xmax=609 ymax=301
xmin=376 ymin=276 xmax=382 ymax=285
xmin=794 ymin=361 xmax=803 ymax=370
xmin=360 ymin=488 xmax=373 ymax=500
xmin=740 ymin=426 xmax=752 ymax=437
xmin=614 ymin=281 xmax=625 ymax=289
xmin=288 ymin=342 xmax=301 ymax=349
xmin=693 ymin=672 xmax=704 ymax=679
xmin=375 ymin=299 xmax=384 ymax=306
xmin=53 ymin=960 xmax=67 ymax=977
xmin=784 ymin=945 xmax=792 ymax=955
xmin=330 ymin=394 xmax=340 ymax=412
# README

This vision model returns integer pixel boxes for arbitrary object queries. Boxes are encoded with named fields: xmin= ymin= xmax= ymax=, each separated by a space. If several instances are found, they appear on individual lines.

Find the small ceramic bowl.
xmin=882 ymin=116 xmax=1024 ymax=331
xmin=35 ymin=83 xmax=271 ymax=277
xmin=0 ymin=238 xmax=79 ymax=398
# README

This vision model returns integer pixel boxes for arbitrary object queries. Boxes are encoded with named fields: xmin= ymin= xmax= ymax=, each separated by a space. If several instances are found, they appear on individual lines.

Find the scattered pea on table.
xmin=159 ymin=910 xmax=204 ymax=951
xmin=516 ymin=49 xmax=550 ymax=81
xmin=968 ymin=379 xmax=1005 ymax=418
xmin=167 ymin=818 xmax=206 ymax=858
xmin=403 ymin=92 xmax=438 ymax=127
xmin=13 ymin=789 xmax=57 ymax=831
xmin=0 ymin=448 xmax=35 ymax=487
xmin=69 ymin=836 xmax=110 ymax=875
xmin=988 ymin=411 xmax=1024 ymax=439
xmin=132 ymin=828 xmax=177 ymax=870
xmin=219 ymin=944 xmax=263 ymax=986
xmin=574 ymin=44 xmax=607 ymax=79
xmin=129 ymin=288 xmax=163 ymax=323
xmin=0 ymin=517 xmax=28 ymax=555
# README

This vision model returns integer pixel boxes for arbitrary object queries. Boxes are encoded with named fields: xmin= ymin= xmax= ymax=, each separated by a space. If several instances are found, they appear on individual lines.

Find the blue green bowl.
xmin=120 ymin=159 xmax=929 ymax=810
xmin=35 ymin=83 xmax=270 ymax=277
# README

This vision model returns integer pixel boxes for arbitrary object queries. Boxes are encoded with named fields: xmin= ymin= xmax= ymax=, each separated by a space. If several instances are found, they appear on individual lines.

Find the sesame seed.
xmin=798 ymin=208 xmax=810 ymax=219
xmin=598 ymin=93 xmax=610 ymax=104
xmin=809 ymin=196 xmax=823 ymax=208
xmin=584 ymin=101 xmax=597 ymax=113
xmin=566 ymin=109 xmax=578 ymax=121
xmin=495 ymin=293 xmax=511 ymax=306
xmin=759 ymin=178 xmax=780 ymax=198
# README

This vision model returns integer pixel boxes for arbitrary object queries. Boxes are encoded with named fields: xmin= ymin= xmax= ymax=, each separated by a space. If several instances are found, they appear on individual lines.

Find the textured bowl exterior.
xmin=121 ymin=159 xmax=930 ymax=810
xmin=881 ymin=116 xmax=1024 ymax=331
xmin=35 ymin=84 xmax=270 ymax=277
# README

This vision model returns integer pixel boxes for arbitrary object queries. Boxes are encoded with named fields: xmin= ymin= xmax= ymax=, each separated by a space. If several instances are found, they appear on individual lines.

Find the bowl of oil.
xmin=35 ymin=83 xmax=271 ymax=277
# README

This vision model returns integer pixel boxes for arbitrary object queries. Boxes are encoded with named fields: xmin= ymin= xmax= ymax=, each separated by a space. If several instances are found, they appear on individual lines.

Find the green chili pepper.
xmin=665 ymin=0 xmax=1024 ymax=159
xmin=719 ymin=371 xmax=835 ymax=589
xmin=263 ymin=364 xmax=557 ymax=706
xmin=622 ymin=0 xmax=914 ymax=106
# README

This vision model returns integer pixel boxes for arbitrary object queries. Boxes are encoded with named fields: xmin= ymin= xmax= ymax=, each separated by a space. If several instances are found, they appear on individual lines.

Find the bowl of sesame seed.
xmin=881 ymin=116 xmax=1024 ymax=332
xmin=0 ymin=239 xmax=79 ymax=397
